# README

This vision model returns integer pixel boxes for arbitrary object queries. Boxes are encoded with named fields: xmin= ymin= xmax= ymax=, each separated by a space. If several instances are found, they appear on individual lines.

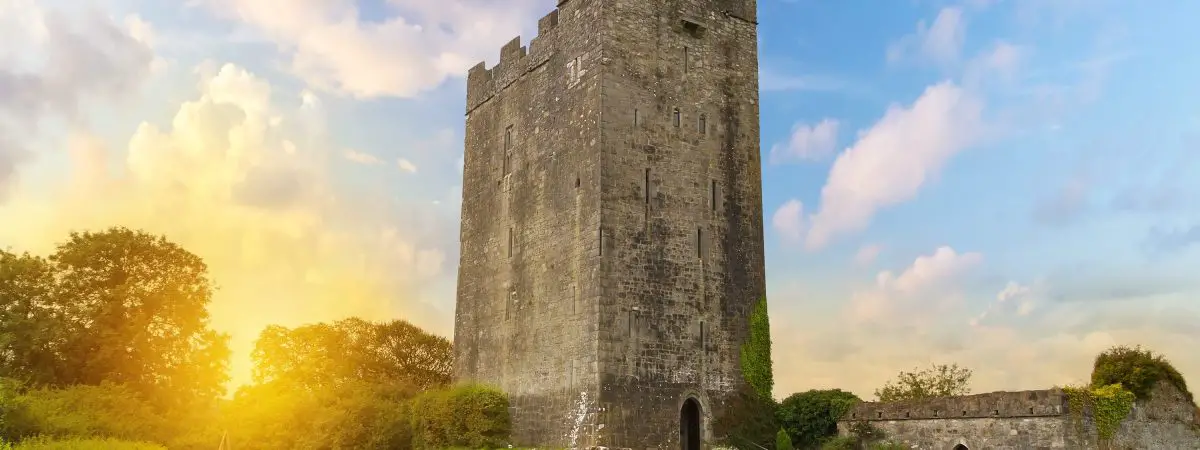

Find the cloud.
xmin=759 ymin=68 xmax=852 ymax=93
xmin=854 ymin=244 xmax=882 ymax=267
xmin=0 ymin=3 xmax=153 ymax=196
xmin=397 ymin=158 xmax=418 ymax=173
xmin=971 ymin=281 xmax=1038 ymax=326
xmin=195 ymin=0 xmax=545 ymax=98
xmin=770 ymin=119 xmax=840 ymax=164
xmin=849 ymin=246 xmax=983 ymax=325
xmin=887 ymin=7 xmax=966 ymax=66
xmin=0 ymin=62 xmax=458 ymax=390
xmin=1144 ymin=224 xmax=1200 ymax=255
xmin=344 ymin=149 xmax=384 ymax=165
xmin=772 ymin=199 xmax=805 ymax=245
xmin=805 ymin=82 xmax=984 ymax=250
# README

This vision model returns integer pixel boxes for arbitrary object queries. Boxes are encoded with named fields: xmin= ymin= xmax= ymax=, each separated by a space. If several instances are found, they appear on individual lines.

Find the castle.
xmin=452 ymin=0 xmax=766 ymax=447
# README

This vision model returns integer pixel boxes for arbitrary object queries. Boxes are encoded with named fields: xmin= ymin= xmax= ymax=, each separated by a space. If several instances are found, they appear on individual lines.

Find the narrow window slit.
xmin=699 ymin=114 xmax=707 ymax=134
xmin=644 ymin=168 xmax=651 ymax=204
xmin=710 ymin=180 xmax=717 ymax=211
xmin=696 ymin=228 xmax=703 ymax=258
xmin=673 ymin=108 xmax=681 ymax=128
xmin=507 ymin=227 xmax=513 ymax=257
xmin=634 ymin=108 xmax=640 ymax=127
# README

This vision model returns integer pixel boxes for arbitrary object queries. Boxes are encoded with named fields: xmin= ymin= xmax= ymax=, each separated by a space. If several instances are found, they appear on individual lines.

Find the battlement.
xmin=842 ymin=389 xmax=1069 ymax=422
xmin=465 ymin=3 xmax=572 ymax=114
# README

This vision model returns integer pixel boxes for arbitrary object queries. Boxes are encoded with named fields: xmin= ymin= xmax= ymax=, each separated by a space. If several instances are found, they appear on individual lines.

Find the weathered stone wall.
xmin=455 ymin=0 xmax=764 ymax=447
xmin=455 ymin=0 xmax=606 ymax=446
xmin=837 ymin=383 xmax=1200 ymax=449
xmin=597 ymin=0 xmax=763 ymax=448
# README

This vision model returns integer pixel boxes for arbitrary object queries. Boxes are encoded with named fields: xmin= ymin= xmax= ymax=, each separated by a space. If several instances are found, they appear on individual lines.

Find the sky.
xmin=1 ymin=0 xmax=1199 ymax=401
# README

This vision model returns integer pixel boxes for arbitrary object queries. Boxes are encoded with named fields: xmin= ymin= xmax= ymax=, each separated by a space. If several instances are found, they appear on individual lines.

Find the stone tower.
xmin=453 ymin=0 xmax=764 ymax=447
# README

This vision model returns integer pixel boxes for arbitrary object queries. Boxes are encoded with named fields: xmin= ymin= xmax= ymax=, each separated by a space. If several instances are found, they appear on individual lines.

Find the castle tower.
xmin=453 ymin=0 xmax=765 ymax=447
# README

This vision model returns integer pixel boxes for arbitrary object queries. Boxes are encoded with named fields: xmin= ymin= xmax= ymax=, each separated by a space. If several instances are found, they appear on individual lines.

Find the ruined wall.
xmin=596 ymin=0 xmax=764 ymax=448
xmin=454 ymin=0 xmax=606 ymax=446
xmin=837 ymin=383 xmax=1200 ymax=449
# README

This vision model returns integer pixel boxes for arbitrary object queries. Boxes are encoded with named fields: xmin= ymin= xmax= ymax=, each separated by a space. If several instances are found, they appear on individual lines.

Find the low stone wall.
xmin=836 ymin=383 xmax=1200 ymax=449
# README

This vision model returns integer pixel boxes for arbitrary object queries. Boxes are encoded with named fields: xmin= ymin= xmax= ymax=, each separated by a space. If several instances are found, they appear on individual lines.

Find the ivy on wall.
xmin=1063 ymin=384 xmax=1136 ymax=444
xmin=740 ymin=296 xmax=773 ymax=400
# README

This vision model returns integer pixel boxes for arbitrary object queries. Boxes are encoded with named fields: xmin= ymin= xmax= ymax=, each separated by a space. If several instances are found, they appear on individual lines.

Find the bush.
xmin=409 ymin=384 xmax=511 ymax=449
xmin=1 ymin=383 xmax=168 ymax=444
xmin=1 ymin=436 xmax=165 ymax=449
xmin=776 ymin=428 xmax=794 ymax=450
xmin=777 ymin=389 xmax=861 ymax=449
xmin=1091 ymin=345 xmax=1193 ymax=402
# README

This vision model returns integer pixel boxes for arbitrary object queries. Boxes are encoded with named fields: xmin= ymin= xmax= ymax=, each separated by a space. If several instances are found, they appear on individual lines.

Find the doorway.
xmin=953 ymin=445 xmax=969 ymax=450
xmin=680 ymin=398 xmax=702 ymax=450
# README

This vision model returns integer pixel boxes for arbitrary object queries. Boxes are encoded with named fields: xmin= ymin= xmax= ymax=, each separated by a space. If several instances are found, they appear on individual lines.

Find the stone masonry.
xmin=837 ymin=381 xmax=1200 ymax=449
xmin=452 ymin=0 xmax=765 ymax=448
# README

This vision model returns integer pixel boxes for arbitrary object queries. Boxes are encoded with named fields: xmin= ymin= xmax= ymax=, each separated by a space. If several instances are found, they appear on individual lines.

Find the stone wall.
xmin=837 ymin=383 xmax=1200 ymax=449
xmin=455 ymin=0 xmax=765 ymax=447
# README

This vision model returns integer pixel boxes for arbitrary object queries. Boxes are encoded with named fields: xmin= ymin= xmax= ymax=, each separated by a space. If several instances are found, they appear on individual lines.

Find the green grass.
xmin=0 ymin=437 xmax=165 ymax=450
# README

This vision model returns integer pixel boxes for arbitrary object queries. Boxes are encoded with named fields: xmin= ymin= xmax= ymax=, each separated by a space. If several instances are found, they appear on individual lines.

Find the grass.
xmin=0 ymin=437 xmax=166 ymax=450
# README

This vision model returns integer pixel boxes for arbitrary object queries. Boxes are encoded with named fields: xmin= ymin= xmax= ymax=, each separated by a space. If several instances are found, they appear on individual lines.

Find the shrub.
xmin=2 ymin=383 xmax=168 ymax=444
xmin=1091 ymin=345 xmax=1192 ymax=402
xmin=409 ymin=384 xmax=511 ymax=449
xmin=777 ymin=389 xmax=861 ymax=449
xmin=776 ymin=428 xmax=794 ymax=450
xmin=3 ymin=436 xmax=165 ymax=449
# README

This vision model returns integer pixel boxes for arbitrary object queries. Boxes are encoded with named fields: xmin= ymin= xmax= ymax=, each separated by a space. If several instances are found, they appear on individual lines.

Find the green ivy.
xmin=740 ymin=296 xmax=773 ymax=400
xmin=1063 ymin=384 xmax=1135 ymax=443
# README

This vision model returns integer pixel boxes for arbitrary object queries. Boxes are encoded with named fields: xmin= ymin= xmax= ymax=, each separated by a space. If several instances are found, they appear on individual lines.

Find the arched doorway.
xmin=953 ymin=444 xmax=969 ymax=450
xmin=680 ymin=398 xmax=702 ymax=450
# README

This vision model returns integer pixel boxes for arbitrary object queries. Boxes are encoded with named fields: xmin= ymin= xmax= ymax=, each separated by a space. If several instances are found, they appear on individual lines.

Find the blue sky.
xmin=1 ymin=0 xmax=1198 ymax=399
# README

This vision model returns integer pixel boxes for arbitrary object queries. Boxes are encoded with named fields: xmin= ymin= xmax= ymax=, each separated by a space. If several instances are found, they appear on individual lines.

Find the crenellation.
xmin=538 ymin=9 xmax=560 ymax=36
xmin=846 ymin=389 xmax=1068 ymax=421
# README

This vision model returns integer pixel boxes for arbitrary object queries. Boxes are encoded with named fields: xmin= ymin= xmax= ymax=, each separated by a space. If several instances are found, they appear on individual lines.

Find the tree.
xmin=0 ymin=251 xmax=62 ymax=386
xmin=1091 ymin=345 xmax=1192 ymax=402
xmin=777 ymin=389 xmax=861 ymax=449
xmin=0 ymin=228 xmax=231 ymax=410
xmin=874 ymin=363 xmax=972 ymax=403
xmin=250 ymin=317 xmax=453 ymax=391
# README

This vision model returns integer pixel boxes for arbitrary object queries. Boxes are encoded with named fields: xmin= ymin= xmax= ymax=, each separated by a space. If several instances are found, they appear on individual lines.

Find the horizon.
xmin=1 ymin=0 xmax=1198 ymax=402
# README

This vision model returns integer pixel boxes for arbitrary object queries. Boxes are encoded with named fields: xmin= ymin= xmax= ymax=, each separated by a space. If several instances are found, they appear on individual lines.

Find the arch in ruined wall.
xmin=953 ymin=444 xmax=969 ymax=450
xmin=680 ymin=397 xmax=702 ymax=450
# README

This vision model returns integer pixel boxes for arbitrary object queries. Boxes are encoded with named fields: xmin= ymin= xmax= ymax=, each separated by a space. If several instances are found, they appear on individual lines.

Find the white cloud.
xmin=850 ymin=246 xmax=983 ymax=324
xmin=344 ymin=149 xmax=384 ymax=165
xmin=397 ymin=158 xmax=418 ymax=173
xmin=0 ymin=3 xmax=152 ymax=199
xmin=888 ymin=7 xmax=966 ymax=66
xmin=854 ymin=243 xmax=883 ymax=266
xmin=770 ymin=119 xmax=840 ymax=164
xmin=805 ymin=82 xmax=984 ymax=250
xmin=772 ymin=199 xmax=805 ymax=245
xmin=196 ymin=0 xmax=545 ymax=98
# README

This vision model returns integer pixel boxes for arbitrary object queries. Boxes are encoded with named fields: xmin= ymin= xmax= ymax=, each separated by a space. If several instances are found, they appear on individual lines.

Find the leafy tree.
xmin=0 ymin=251 xmax=63 ymax=386
xmin=874 ymin=363 xmax=972 ymax=403
xmin=777 ymin=389 xmax=861 ymax=449
xmin=0 ymin=382 xmax=169 ymax=444
xmin=0 ymin=229 xmax=231 ymax=410
xmin=52 ymin=228 xmax=230 ymax=408
xmin=1091 ymin=345 xmax=1193 ymax=402
xmin=250 ymin=317 xmax=452 ymax=391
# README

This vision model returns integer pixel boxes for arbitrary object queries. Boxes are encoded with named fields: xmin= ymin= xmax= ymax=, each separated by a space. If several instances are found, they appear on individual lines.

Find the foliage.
xmin=222 ymin=378 xmax=419 ymax=450
xmin=0 ymin=382 xmax=169 ymax=444
xmin=776 ymin=428 xmax=794 ymax=450
xmin=1063 ymin=383 xmax=1136 ymax=443
xmin=0 ymin=228 xmax=232 ymax=410
xmin=251 ymin=317 xmax=452 ymax=392
xmin=1091 ymin=345 xmax=1192 ymax=403
xmin=0 ymin=436 xmax=165 ymax=450
xmin=867 ymin=442 xmax=907 ymax=450
xmin=874 ymin=363 xmax=972 ymax=403
xmin=409 ymin=384 xmax=511 ymax=449
xmin=741 ymin=296 xmax=774 ymax=400
xmin=776 ymin=389 xmax=861 ymax=449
